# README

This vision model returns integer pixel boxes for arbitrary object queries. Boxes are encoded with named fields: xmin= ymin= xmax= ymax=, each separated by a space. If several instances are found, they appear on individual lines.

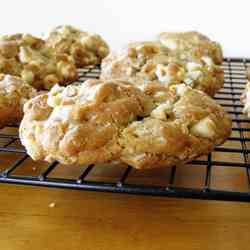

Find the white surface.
xmin=1 ymin=0 xmax=250 ymax=57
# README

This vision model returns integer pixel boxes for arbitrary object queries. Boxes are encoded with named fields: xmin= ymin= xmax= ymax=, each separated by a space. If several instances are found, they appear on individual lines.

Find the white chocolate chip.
xmin=47 ymin=84 xmax=64 ymax=107
xmin=186 ymin=62 xmax=202 ymax=71
xmin=176 ymin=84 xmax=188 ymax=96
xmin=50 ymin=106 xmax=73 ymax=123
xmin=155 ymin=64 xmax=171 ymax=85
xmin=202 ymin=56 xmax=213 ymax=66
xmin=133 ymin=153 xmax=146 ymax=161
xmin=79 ymin=83 xmax=102 ymax=101
xmin=153 ymin=91 xmax=169 ymax=102
xmin=126 ymin=67 xmax=134 ymax=76
xmin=19 ymin=47 xmax=31 ymax=63
xmin=190 ymin=116 xmax=217 ymax=138
xmin=161 ymin=39 xmax=177 ymax=49
xmin=184 ymin=78 xmax=193 ymax=85
xmin=188 ymin=70 xmax=202 ymax=80
xmin=151 ymin=102 xmax=173 ymax=120
xmin=65 ymin=86 xmax=78 ymax=97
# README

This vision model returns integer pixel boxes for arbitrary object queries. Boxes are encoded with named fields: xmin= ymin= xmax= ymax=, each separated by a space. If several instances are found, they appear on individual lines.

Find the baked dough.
xmin=241 ymin=81 xmax=250 ymax=116
xmin=120 ymin=84 xmax=231 ymax=169
xmin=46 ymin=25 xmax=109 ymax=67
xmin=158 ymin=31 xmax=223 ymax=65
xmin=20 ymin=80 xmax=231 ymax=169
xmin=19 ymin=79 xmax=153 ymax=164
xmin=101 ymin=41 xmax=224 ymax=96
xmin=0 ymin=33 xmax=78 ymax=90
xmin=0 ymin=74 xmax=37 ymax=128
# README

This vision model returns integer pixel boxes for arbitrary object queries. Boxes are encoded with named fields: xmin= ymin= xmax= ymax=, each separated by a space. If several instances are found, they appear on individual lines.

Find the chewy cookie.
xmin=19 ymin=79 xmax=153 ymax=165
xmin=119 ymin=84 xmax=231 ymax=169
xmin=0 ymin=74 xmax=37 ymax=128
xmin=101 ymin=41 xmax=224 ymax=96
xmin=0 ymin=33 xmax=78 ymax=90
xmin=158 ymin=31 xmax=223 ymax=65
xmin=20 ymin=80 xmax=231 ymax=169
xmin=46 ymin=25 xmax=109 ymax=67
xmin=241 ymin=81 xmax=250 ymax=116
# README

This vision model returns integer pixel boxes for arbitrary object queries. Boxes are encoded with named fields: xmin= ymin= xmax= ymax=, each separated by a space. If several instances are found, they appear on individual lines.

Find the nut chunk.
xmin=0 ymin=74 xmax=37 ymax=128
xmin=46 ymin=25 xmax=109 ymax=67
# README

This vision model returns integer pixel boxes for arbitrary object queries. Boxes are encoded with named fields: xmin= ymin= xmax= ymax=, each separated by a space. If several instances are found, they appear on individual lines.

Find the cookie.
xmin=0 ymin=74 xmax=37 ymax=128
xmin=20 ymin=80 xmax=231 ymax=169
xmin=119 ymin=84 xmax=231 ymax=169
xmin=101 ymin=41 xmax=224 ymax=96
xmin=0 ymin=33 xmax=78 ymax=90
xmin=158 ymin=31 xmax=223 ymax=65
xmin=19 ymin=79 xmax=153 ymax=164
xmin=46 ymin=25 xmax=109 ymax=67
xmin=241 ymin=81 xmax=250 ymax=116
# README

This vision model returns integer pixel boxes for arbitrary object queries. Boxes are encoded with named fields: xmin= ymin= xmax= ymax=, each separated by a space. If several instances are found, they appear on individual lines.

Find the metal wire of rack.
xmin=0 ymin=58 xmax=250 ymax=202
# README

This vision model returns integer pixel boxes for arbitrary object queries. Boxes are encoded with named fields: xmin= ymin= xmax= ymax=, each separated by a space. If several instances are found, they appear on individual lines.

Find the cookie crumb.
xmin=49 ymin=202 xmax=56 ymax=208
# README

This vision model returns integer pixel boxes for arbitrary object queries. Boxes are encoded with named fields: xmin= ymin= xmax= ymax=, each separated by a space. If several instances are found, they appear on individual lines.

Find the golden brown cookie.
xmin=119 ymin=84 xmax=231 ymax=169
xmin=158 ymin=31 xmax=223 ymax=65
xmin=19 ymin=79 xmax=153 ymax=164
xmin=46 ymin=25 xmax=109 ymax=67
xmin=101 ymin=41 xmax=224 ymax=96
xmin=0 ymin=33 xmax=78 ymax=90
xmin=241 ymin=81 xmax=250 ymax=116
xmin=20 ymin=80 xmax=231 ymax=169
xmin=0 ymin=74 xmax=37 ymax=128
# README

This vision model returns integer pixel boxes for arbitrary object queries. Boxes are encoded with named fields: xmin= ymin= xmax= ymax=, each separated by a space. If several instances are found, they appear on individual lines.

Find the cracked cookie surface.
xmin=19 ymin=79 xmax=153 ymax=165
xmin=20 ymin=80 xmax=231 ymax=169
xmin=119 ymin=84 xmax=231 ymax=169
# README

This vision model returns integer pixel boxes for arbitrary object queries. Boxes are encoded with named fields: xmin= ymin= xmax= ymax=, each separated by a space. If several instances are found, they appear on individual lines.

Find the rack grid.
xmin=0 ymin=57 xmax=250 ymax=202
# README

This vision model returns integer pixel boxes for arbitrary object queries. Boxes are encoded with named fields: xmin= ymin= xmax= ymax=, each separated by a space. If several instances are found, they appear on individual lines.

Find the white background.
xmin=1 ymin=0 xmax=250 ymax=57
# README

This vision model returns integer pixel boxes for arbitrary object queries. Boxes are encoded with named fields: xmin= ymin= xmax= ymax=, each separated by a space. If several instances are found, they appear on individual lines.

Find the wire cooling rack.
xmin=0 ymin=58 xmax=250 ymax=202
